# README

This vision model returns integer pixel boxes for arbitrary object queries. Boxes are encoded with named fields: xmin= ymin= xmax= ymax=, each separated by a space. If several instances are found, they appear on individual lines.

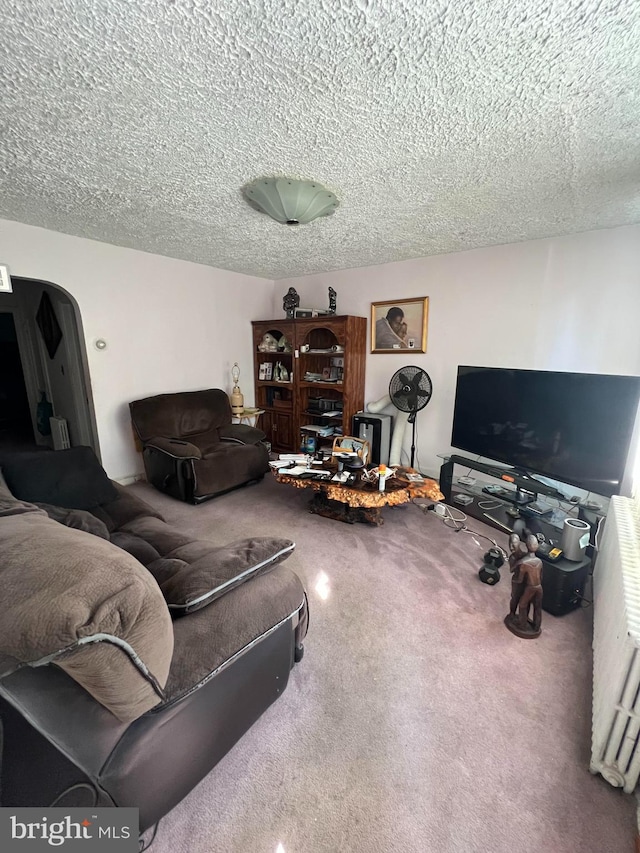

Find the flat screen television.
xmin=451 ymin=366 xmax=640 ymax=497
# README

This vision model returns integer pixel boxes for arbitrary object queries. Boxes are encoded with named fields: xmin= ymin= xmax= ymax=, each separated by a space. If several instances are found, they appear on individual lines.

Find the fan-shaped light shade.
xmin=243 ymin=177 xmax=339 ymax=225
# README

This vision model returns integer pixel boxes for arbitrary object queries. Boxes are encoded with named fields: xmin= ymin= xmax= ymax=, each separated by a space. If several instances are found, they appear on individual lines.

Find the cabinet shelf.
xmin=300 ymin=381 xmax=343 ymax=389
xmin=252 ymin=316 xmax=365 ymax=453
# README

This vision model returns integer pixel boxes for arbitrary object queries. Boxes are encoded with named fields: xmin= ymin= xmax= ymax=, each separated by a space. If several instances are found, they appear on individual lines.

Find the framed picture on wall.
xmin=371 ymin=297 xmax=429 ymax=353
xmin=0 ymin=264 xmax=12 ymax=293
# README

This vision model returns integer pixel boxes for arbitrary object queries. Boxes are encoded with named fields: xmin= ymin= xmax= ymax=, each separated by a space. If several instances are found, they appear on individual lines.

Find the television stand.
xmin=440 ymin=454 xmax=566 ymax=504
xmin=483 ymin=484 xmax=536 ymax=504
xmin=438 ymin=454 xmax=591 ymax=616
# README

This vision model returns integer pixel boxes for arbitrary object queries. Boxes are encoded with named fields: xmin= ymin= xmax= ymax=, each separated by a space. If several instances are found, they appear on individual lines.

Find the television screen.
xmin=451 ymin=367 xmax=640 ymax=496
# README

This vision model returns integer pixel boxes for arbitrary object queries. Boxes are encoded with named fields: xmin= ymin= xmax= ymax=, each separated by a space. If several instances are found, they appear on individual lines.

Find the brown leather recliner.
xmin=130 ymin=389 xmax=270 ymax=504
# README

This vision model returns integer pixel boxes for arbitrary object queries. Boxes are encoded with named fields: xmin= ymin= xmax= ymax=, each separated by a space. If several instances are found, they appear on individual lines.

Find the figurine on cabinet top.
xmin=328 ymin=287 xmax=337 ymax=315
xmin=283 ymin=287 xmax=300 ymax=318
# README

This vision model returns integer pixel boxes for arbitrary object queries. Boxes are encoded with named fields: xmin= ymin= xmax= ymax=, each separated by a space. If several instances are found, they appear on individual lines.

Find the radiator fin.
xmin=49 ymin=416 xmax=71 ymax=451
xmin=591 ymin=495 xmax=640 ymax=792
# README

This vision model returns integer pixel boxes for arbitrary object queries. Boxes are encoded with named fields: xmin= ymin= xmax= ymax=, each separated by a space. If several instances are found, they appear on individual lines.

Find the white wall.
xmin=3 ymin=218 xmax=639 ymax=483
xmin=275 ymin=225 xmax=640 ymax=477
xmin=0 ymin=219 xmax=272 ymax=480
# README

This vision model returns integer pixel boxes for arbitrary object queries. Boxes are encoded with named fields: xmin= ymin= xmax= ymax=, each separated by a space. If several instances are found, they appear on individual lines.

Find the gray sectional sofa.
xmin=0 ymin=447 xmax=308 ymax=834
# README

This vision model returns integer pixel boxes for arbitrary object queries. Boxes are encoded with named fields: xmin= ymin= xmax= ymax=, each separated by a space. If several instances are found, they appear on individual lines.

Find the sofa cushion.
xmin=188 ymin=428 xmax=221 ymax=456
xmin=90 ymin=481 xmax=166 ymax=533
xmin=130 ymin=389 xmax=233 ymax=443
xmin=165 ymin=564 xmax=307 ymax=701
xmin=102 ymin=511 xmax=295 ymax=613
xmin=218 ymin=423 xmax=266 ymax=445
xmin=0 ymin=469 xmax=47 ymax=518
xmin=35 ymin=502 xmax=111 ymax=539
xmin=151 ymin=537 xmax=296 ymax=613
xmin=0 ymin=446 xmax=118 ymax=510
xmin=146 ymin=436 xmax=202 ymax=458
xmin=0 ymin=505 xmax=174 ymax=723
xmin=192 ymin=442 xmax=269 ymax=498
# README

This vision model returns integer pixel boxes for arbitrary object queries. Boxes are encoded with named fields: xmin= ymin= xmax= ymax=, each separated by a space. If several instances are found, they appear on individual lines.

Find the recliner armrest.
xmin=146 ymin=437 xmax=202 ymax=459
xmin=218 ymin=424 xmax=266 ymax=445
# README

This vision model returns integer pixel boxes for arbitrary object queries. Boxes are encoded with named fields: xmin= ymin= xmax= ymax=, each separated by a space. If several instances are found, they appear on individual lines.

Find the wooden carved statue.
xmin=283 ymin=287 xmax=300 ymax=318
xmin=504 ymin=530 xmax=543 ymax=639
xmin=328 ymin=287 xmax=337 ymax=315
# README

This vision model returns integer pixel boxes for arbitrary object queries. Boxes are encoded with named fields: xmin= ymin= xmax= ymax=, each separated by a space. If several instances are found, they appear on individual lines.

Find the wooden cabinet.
xmin=252 ymin=315 xmax=367 ymax=454
xmin=261 ymin=410 xmax=294 ymax=451
xmin=251 ymin=320 xmax=295 ymax=453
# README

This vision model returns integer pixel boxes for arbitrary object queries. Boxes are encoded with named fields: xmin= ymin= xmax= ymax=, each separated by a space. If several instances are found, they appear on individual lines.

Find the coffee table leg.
xmin=308 ymin=493 xmax=383 ymax=525
xmin=357 ymin=506 xmax=383 ymax=526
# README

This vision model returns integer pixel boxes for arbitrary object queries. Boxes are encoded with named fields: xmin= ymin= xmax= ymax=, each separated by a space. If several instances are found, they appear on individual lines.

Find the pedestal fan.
xmin=389 ymin=366 xmax=433 ymax=469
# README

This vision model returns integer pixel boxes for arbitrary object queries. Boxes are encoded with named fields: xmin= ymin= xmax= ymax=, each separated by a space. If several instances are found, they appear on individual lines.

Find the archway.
xmin=0 ymin=277 xmax=100 ymax=456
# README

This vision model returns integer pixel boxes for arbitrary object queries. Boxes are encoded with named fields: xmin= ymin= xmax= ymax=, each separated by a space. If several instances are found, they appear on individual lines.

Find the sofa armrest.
xmin=146 ymin=437 xmax=202 ymax=459
xmin=218 ymin=424 xmax=266 ymax=445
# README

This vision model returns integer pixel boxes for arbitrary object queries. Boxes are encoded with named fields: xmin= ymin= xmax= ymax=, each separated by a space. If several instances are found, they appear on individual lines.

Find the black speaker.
xmin=439 ymin=458 xmax=454 ymax=503
xmin=541 ymin=555 xmax=590 ymax=615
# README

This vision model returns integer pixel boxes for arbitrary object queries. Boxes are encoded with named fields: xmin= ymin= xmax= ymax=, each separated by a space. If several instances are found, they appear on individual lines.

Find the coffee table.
xmin=273 ymin=465 xmax=444 ymax=525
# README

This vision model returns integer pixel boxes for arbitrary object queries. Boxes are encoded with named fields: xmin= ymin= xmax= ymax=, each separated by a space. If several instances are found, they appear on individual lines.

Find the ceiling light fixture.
xmin=243 ymin=177 xmax=339 ymax=225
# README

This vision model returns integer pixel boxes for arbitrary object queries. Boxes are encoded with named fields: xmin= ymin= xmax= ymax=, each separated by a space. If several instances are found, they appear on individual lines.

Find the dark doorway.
xmin=0 ymin=313 xmax=37 ymax=449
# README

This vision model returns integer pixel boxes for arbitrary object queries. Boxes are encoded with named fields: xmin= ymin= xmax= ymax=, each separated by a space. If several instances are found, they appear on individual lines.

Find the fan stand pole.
xmin=409 ymin=413 xmax=417 ymax=470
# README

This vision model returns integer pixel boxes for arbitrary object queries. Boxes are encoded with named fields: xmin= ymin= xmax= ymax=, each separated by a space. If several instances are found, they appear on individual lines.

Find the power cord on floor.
xmin=139 ymin=821 xmax=160 ymax=851
xmin=49 ymin=782 xmax=99 ymax=808
xmin=412 ymin=500 xmax=508 ymax=559
xmin=47 ymin=785 xmax=160 ymax=851
xmin=476 ymin=499 xmax=504 ymax=511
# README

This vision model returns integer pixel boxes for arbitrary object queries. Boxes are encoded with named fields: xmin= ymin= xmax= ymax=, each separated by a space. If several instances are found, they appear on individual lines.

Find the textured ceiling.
xmin=1 ymin=0 xmax=639 ymax=280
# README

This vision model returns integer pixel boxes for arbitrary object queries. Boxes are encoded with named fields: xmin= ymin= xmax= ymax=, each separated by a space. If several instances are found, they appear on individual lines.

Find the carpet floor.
xmin=128 ymin=475 xmax=635 ymax=853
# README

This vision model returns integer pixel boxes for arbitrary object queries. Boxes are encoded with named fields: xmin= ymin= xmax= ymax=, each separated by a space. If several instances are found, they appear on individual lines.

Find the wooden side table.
xmin=232 ymin=409 xmax=265 ymax=428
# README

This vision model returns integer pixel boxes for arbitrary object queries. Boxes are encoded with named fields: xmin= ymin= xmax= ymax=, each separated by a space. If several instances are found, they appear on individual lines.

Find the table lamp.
xmin=230 ymin=362 xmax=244 ymax=416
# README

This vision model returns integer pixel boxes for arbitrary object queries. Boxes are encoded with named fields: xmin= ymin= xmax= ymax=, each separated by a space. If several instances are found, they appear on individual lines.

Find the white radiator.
xmin=50 ymin=416 xmax=71 ymax=451
xmin=590 ymin=495 xmax=640 ymax=792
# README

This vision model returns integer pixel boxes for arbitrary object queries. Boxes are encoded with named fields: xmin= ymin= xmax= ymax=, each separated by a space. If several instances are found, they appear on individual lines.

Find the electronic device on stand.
xmin=450 ymin=366 xmax=640 ymax=499
xmin=352 ymin=412 xmax=391 ymax=466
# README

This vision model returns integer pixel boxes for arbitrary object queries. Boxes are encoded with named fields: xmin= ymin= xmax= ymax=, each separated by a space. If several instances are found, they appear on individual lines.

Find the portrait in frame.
xmin=371 ymin=297 xmax=429 ymax=353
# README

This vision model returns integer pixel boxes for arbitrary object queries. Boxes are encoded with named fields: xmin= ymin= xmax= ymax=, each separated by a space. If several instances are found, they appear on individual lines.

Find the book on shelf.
xmin=301 ymin=424 xmax=334 ymax=436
